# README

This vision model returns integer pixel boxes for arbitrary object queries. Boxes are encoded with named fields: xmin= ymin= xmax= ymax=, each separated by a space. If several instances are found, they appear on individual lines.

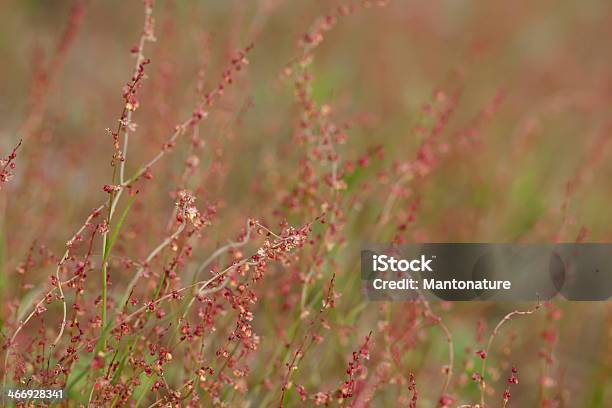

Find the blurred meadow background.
xmin=0 ymin=0 xmax=611 ymax=406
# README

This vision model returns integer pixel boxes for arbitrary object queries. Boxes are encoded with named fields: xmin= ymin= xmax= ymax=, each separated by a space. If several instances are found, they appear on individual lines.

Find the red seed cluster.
xmin=503 ymin=367 xmax=519 ymax=406
xmin=0 ymin=139 xmax=22 ymax=190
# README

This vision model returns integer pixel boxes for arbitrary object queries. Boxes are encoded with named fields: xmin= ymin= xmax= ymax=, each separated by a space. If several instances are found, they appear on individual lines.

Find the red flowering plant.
xmin=1 ymin=0 xmax=611 ymax=406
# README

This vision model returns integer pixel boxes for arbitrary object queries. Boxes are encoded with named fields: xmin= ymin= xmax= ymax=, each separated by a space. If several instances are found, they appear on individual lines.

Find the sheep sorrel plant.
xmin=1 ymin=0 xmax=611 ymax=406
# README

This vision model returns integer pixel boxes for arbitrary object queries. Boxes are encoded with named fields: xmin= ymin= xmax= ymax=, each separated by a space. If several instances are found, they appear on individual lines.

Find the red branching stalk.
xmin=2 ymin=204 xmax=104 ymax=392
xmin=117 ymin=199 xmax=193 ymax=313
xmin=408 ymin=372 xmax=418 ymax=408
xmin=538 ymin=304 xmax=562 ymax=406
xmin=306 ymin=331 xmax=374 ymax=406
xmin=478 ymin=303 xmax=542 ymax=407
xmin=101 ymin=0 xmax=156 ymax=336
xmin=373 ymin=283 xmax=454 ymax=405
xmin=0 ymin=139 xmax=22 ymax=191
xmin=61 ymin=219 xmax=315 ymax=405
xmin=502 ymin=366 xmax=519 ymax=407
xmin=277 ymin=4 xmax=392 ymax=355
xmin=422 ymin=301 xmax=455 ymax=406
xmin=100 ymin=1 xmax=254 ymax=336
xmin=337 ymin=332 xmax=373 ymax=401
xmin=55 ymin=225 xmax=99 ymax=376
xmin=279 ymin=273 xmax=337 ymax=407
xmin=52 ymin=207 xmax=105 ymax=349
xmin=5 ymin=4 xmax=256 ymax=397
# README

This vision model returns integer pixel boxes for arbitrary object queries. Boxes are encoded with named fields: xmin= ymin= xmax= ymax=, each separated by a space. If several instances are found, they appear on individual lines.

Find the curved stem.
xmin=479 ymin=303 xmax=541 ymax=407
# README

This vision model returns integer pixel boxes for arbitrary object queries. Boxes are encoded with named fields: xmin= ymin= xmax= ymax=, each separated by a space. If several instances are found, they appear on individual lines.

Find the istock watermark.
xmin=361 ymin=244 xmax=612 ymax=301
xmin=371 ymin=254 xmax=434 ymax=272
